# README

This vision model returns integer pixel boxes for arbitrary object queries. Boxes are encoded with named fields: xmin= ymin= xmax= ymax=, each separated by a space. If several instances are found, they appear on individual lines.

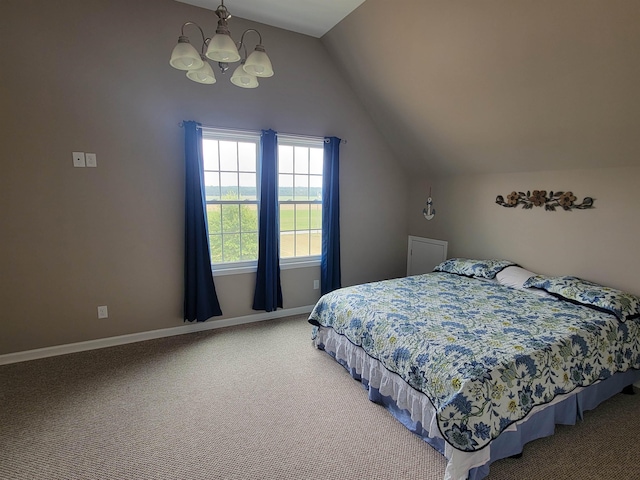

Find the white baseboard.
xmin=0 ymin=305 xmax=314 ymax=366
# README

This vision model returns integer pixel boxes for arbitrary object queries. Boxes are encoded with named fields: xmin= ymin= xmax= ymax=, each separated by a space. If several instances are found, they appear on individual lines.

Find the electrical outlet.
xmin=72 ymin=151 xmax=86 ymax=167
xmin=313 ymin=280 xmax=320 ymax=290
xmin=85 ymin=153 xmax=97 ymax=167
xmin=97 ymin=305 xmax=108 ymax=319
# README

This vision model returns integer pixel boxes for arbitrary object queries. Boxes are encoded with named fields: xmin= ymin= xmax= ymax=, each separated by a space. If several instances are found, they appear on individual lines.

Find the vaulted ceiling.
xmin=178 ymin=0 xmax=640 ymax=176
xmin=175 ymin=0 xmax=366 ymax=37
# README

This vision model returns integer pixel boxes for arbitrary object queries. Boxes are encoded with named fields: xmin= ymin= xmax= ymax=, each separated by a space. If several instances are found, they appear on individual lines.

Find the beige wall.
xmin=0 ymin=0 xmax=408 ymax=355
xmin=409 ymin=167 xmax=640 ymax=296
xmin=323 ymin=0 xmax=640 ymax=176
xmin=326 ymin=1 xmax=640 ymax=297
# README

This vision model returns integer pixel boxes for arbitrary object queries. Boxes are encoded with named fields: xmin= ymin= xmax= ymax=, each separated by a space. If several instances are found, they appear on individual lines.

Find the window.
xmin=278 ymin=138 xmax=324 ymax=260
xmin=202 ymin=130 xmax=260 ymax=267
xmin=201 ymin=129 xmax=324 ymax=271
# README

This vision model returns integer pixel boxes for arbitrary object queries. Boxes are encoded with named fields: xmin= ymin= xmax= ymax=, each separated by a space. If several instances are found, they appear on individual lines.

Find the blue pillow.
xmin=523 ymin=275 xmax=640 ymax=322
xmin=433 ymin=258 xmax=517 ymax=279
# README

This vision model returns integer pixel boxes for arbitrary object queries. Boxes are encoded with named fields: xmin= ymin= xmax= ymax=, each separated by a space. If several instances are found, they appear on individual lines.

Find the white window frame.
xmin=201 ymin=129 xmax=324 ymax=276
xmin=202 ymin=128 xmax=261 ymax=275
xmin=277 ymin=135 xmax=324 ymax=268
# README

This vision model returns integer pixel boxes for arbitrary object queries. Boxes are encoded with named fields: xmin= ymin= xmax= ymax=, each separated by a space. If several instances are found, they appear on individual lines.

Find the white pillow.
xmin=495 ymin=266 xmax=535 ymax=289
xmin=496 ymin=266 xmax=553 ymax=298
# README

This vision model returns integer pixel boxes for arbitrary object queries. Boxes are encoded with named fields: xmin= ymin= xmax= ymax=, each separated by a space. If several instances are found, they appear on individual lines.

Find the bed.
xmin=308 ymin=259 xmax=640 ymax=480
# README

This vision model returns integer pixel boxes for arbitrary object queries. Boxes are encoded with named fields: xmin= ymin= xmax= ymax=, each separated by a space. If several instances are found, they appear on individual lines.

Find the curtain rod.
xmin=178 ymin=122 xmax=346 ymax=144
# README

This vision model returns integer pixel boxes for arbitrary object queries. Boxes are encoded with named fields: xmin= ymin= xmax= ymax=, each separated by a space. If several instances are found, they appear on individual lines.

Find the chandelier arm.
xmin=238 ymin=42 xmax=248 ymax=61
xmin=202 ymin=37 xmax=211 ymax=56
xmin=238 ymin=28 xmax=263 ymax=50
xmin=181 ymin=21 xmax=207 ymax=42
xmin=179 ymin=22 xmax=210 ymax=55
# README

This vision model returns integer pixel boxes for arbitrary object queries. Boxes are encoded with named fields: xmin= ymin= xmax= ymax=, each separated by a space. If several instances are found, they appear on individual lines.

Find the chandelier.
xmin=169 ymin=1 xmax=274 ymax=88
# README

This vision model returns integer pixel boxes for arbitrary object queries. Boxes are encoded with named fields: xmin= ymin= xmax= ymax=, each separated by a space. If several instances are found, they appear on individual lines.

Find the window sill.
xmin=281 ymin=257 xmax=321 ymax=270
xmin=211 ymin=257 xmax=320 ymax=277
xmin=212 ymin=264 xmax=257 ymax=277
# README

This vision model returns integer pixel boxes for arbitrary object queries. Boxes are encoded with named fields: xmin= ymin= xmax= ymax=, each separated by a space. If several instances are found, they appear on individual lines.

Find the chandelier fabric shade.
xmin=169 ymin=1 xmax=274 ymax=88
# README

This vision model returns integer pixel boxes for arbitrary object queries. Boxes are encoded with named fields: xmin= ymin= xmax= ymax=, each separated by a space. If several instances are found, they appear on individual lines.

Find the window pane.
xmin=241 ymin=232 xmax=258 ymax=260
xmin=280 ymin=232 xmax=294 ymax=258
xmin=207 ymin=204 xmax=222 ymax=234
xmin=219 ymin=141 xmax=238 ymax=171
xmin=239 ymin=173 xmax=257 ymax=200
xmin=209 ymin=234 xmax=222 ymax=263
xmin=310 ymin=204 xmax=322 ymax=230
xmin=296 ymin=204 xmax=310 ymax=230
xmin=279 ymin=145 xmax=294 ymax=173
xmin=240 ymin=204 xmax=258 ymax=233
xmin=310 ymin=231 xmax=322 ymax=256
xmin=279 ymin=174 xmax=293 ymax=200
xmin=294 ymin=147 xmax=309 ymax=174
xmin=294 ymin=174 xmax=309 ymax=200
xmin=220 ymin=172 xmax=238 ymax=199
xmin=238 ymin=142 xmax=256 ymax=172
xmin=280 ymin=204 xmax=294 ymax=232
xmin=203 ymin=140 xmax=219 ymax=171
xmin=221 ymin=204 xmax=240 ymax=233
xmin=222 ymin=233 xmax=241 ymax=262
xmin=309 ymin=175 xmax=322 ymax=200
xmin=204 ymin=172 xmax=221 ymax=200
xmin=295 ymin=231 xmax=310 ymax=256
xmin=309 ymin=148 xmax=323 ymax=175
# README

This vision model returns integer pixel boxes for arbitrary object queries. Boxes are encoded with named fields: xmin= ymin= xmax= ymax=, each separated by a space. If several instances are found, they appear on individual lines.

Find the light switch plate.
xmin=73 ymin=151 xmax=86 ymax=167
xmin=85 ymin=153 xmax=97 ymax=167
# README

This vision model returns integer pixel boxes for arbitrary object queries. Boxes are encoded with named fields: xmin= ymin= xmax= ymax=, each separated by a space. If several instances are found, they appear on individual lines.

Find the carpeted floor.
xmin=1 ymin=315 xmax=638 ymax=479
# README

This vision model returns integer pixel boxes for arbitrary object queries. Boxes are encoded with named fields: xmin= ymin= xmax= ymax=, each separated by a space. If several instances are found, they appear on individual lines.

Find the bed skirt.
xmin=314 ymin=326 xmax=640 ymax=480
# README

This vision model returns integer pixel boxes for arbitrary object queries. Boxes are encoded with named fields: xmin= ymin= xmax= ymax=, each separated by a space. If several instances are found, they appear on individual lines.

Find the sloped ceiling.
xmin=175 ymin=0 xmax=366 ymax=37
xmin=323 ymin=0 xmax=640 ymax=176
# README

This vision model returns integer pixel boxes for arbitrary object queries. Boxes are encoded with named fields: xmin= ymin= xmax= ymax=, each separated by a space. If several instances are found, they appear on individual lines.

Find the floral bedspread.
xmin=308 ymin=273 xmax=640 ymax=452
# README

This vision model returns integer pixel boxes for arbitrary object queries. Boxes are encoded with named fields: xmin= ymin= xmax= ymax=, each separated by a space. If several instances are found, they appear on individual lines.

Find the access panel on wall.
xmin=407 ymin=236 xmax=448 ymax=276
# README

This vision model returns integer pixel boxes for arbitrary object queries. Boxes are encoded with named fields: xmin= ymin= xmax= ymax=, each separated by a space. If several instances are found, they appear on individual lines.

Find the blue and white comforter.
xmin=308 ymin=273 xmax=640 ymax=452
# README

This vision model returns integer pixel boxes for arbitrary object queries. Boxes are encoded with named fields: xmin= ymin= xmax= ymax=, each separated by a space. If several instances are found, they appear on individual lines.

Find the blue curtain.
xmin=183 ymin=120 xmax=222 ymax=321
xmin=321 ymin=137 xmax=342 ymax=295
xmin=252 ymin=129 xmax=283 ymax=311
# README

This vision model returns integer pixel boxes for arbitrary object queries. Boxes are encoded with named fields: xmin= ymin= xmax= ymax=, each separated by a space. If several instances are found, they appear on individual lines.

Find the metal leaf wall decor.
xmin=495 ymin=190 xmax=594 ymax=211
